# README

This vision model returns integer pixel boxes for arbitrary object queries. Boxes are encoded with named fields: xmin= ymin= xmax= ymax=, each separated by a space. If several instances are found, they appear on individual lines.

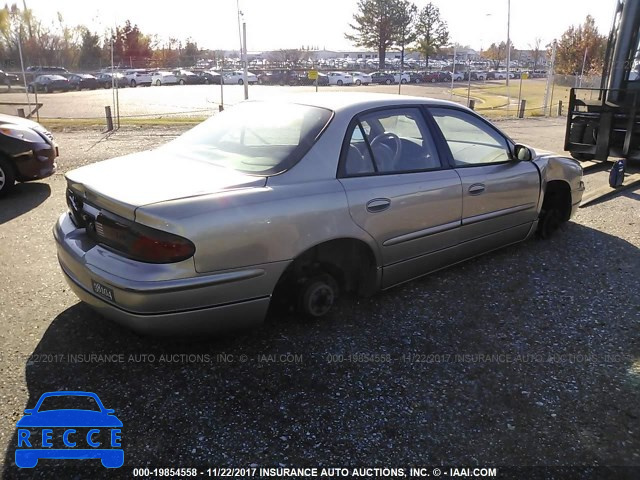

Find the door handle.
xmin=366 ymin=198 xmax=391 ymax=213
xmin=468 ymin=183 xmax=486 ymax=195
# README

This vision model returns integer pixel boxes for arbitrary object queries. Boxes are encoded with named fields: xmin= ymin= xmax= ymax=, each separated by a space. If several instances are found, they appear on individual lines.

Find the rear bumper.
xmin=60 ymin=264 xmax=270 ymax=335
xmin=54 ymin=212 xmax=284 ymax=335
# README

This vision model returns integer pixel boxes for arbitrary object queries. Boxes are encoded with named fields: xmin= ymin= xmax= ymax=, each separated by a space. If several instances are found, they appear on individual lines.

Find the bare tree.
xmin=530 ymin=37 xmax=543 ymax=71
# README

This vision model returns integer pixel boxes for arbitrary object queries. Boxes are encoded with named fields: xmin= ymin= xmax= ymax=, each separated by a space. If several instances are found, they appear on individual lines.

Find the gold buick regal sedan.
xmin=54 ymin=93 xmax=584 ymax=335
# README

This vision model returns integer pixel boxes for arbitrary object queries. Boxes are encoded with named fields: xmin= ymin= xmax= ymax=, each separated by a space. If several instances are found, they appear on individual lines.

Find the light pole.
xmin=506 ymin=0 xmax=511 ymax=87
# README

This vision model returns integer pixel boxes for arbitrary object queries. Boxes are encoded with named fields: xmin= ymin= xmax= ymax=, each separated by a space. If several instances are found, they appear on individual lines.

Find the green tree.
xmin=555 ymin=15 xmax=606 ymax=75
xmin=414 ymin=2 xmax=448 ymax=68
xmin=345 ymin=0 xmax=416 ymax=70
xmin=179 ymin=39 xmax=199 ymax=67
xmin=78 ymin=28 xmax=101 ymax=68
xmin=115 ymin=20 xmax=152 ymax=67
xmin=396 ymin=0 xmax=417 ymax=69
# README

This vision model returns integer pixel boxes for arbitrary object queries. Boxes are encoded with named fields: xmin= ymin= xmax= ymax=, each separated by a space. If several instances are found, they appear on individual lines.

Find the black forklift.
xmin=565 ymin=0 xmax=640 ymax=203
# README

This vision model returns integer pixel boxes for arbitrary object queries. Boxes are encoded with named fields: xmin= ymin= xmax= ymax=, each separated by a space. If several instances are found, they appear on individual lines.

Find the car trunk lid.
xmin=65 ymin=150 xmax=267 ymax=221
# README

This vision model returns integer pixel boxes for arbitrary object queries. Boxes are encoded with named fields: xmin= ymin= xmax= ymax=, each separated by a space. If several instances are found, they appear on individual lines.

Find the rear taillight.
xmin=93 ymin=213 xmax=195 ymax=264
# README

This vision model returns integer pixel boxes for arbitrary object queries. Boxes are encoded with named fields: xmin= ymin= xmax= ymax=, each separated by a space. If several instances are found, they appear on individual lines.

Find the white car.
xmin=124 ymin=69 xmax=152 ymax=87
xmin=449 ymin=72 xmax=464 ymax=81
xmin=350 ymin=72 xmax=372 ymax=86
xmin=327 ymin=72 xmax=353 ymax=86
xmin=393 ymin=72 xmax=411 ymax=84
xmin=223 ymin=71 xmax=258 ymax=85
xmin=492 ymin=71 xmax=512 ymax=80
xmin=151 ymin=71 xmax=178 ymax=86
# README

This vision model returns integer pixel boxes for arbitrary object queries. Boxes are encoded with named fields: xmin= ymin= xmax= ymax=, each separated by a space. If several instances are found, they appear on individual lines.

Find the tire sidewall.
xmin=0 ymin=158 xmax=16 ymax=197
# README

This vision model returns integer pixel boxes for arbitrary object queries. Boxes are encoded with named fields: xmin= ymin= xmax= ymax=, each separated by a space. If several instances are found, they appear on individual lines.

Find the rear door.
xmin=428 ymin=107 xmax=541 ymax=245
xmin=338 ymin=107 xmax=462 ymax=288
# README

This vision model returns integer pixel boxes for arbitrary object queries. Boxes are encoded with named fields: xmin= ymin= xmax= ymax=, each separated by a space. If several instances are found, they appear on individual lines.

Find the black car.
xmin=25 ymin=66 xmax=68 ymax=82
xmin=407 ymin=72 xmax=425 ymax=83
xmin=0 ymin=113 xmax=58 ymax=196
xmin=27 ymin=75 xmax=70 ymax=93
xmin=67 ymin=73 xmax=98 ymax=90
xmin=96 ymin=72 xmax=128 ymax=89
xmin=0 ymin=70 xmax=20 ymax=87
xmin=172 ymin=69 xmax=205 ymax=85
xmin=316 ymin=72 xmax=329 ymax=86
xmin=196 ymin=71 xmax=222 ymax=85
xmin=371 ymin=72 xmax=394 ymax=85
xmin=257 ymin=70 xmax=300 ymax=85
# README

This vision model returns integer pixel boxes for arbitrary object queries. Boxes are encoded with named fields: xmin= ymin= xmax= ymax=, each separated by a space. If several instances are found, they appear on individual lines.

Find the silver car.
xmin=54 ymin=93 xmax=584 ymax=335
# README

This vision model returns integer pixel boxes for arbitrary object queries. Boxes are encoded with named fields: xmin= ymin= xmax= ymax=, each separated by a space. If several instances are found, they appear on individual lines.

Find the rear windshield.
xmin=163 ymin=101 xmax=333 ymax=175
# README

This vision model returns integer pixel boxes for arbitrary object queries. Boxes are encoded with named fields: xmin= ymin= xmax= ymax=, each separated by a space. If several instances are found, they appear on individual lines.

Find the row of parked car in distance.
xmin=17 ymin=64 xmax=547 ymax=93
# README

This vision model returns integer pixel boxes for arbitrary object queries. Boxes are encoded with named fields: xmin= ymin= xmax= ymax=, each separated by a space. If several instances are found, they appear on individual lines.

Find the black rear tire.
xmin=0 ymin=157 xmax=16 ymax=197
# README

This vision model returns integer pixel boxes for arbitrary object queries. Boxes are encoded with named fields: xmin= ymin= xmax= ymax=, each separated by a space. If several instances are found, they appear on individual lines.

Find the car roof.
xmin=258 ymin=92 xmax=464 ymax=113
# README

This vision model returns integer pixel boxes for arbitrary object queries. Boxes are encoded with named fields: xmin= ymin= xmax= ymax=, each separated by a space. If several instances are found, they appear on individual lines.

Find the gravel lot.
xmin=0 ymin=118 xmax=639 ymax=478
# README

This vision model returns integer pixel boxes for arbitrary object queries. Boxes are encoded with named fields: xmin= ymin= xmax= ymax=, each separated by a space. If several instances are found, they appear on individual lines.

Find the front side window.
xmin=430 ymin=108 xmax=511 ymax=167
xmin=163 ymin=102 xmax=332 ymax=175
xmin=342 ymin=108 xmax=441 ymax=176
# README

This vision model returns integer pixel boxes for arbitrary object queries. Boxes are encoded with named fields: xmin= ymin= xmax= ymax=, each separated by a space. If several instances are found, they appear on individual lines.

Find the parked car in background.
xmin=173 ymin=69 xmax=205 ymax=85
xmin=471 ymin=71 xmax=488 ymax=81
xmin=223 ymin=70 xmax=258 ymax=85
xmin=407 ymin=71 xmax=425 ymax=83
xmin=350 ymin=72 xmax=372 ymax=86
xmin=488 ymin=71 xmax=509 ymax=80
xmin=327 ymin=71 xmax=353 ymax=86
xmin=196 ymin=70 xmax=222 ymax=84
xmin=257 ymin=70 xmax=299 ymax=85
xmin=446 ymin=71 xmax=464 ymax=82
xmin=124 ymin=69 xmax=152 ymax=87
xmin=27 ymin=74 xmax=69 ymax=93
xmin=96 ymin=72 xmax=127 ymax=89
xmin=0 ymin=70 xmax=20 ymax=87
xmin=54 ymin=93 xmax=584 ymax=335
xmin=67 ymin=73 xmax=98 ymax=90
xmin=26 ymin=66 xmax=68 ymax=75
xmin=25 ymin=66 xmax=68 ymax=82
xmin=316 ymin=72 xmax=329 ymax=86
xmin=0 ymin=113 xmax=58 ymax=196
xmin=392 ymin=72 xmax=411 ymax=84
xmin=371 ymin=72 xmax=394 ymax=85
xmin=422 ymin=71 xmax=447 ymax=83
xmin=151 ymin=71 xmax=178 ymax=86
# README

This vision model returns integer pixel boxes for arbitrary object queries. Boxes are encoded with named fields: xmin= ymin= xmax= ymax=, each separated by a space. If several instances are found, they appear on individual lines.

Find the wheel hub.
xmin=307 ymin=284 xmax=334 ymax=317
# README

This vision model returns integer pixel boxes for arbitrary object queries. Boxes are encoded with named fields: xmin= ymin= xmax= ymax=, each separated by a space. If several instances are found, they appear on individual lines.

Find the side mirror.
xmin=514 ymin=144 xmax=533 ymax=161
xmin=23 ymin=409 xmax=34 ymax=415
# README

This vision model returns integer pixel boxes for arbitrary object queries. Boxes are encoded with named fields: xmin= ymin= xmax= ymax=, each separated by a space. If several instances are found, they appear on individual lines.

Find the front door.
xmin=428 ymin=107 xmax=541 ymax=244
xmin=338 ymin=107 xmax=462 ymax=288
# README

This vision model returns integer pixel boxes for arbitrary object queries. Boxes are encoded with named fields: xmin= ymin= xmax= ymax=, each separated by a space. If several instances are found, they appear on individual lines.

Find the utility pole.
xmin=506 ymin=0 xmax=511 ymax=87
xmin=243 ymin=22 xmax=248 ymax=100
xmin=543 ymin=40 xmax=557 ymax=116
